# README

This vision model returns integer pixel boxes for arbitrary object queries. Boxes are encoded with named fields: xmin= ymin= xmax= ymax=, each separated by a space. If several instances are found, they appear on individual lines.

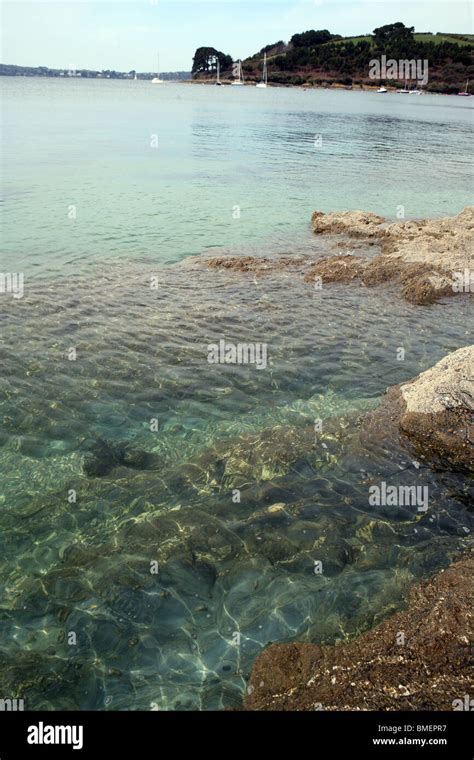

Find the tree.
xmin=192 ymin=47 xmax=232 ymax=76
xmin=373 ymin=22 xmax=414 ymax=47
xmin=291 ymin=30 xmax=333 ymax=47
xmin=259 ymin=41 xmax=286 ymax=55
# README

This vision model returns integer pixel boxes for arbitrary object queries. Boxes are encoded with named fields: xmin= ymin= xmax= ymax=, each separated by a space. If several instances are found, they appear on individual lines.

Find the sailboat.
xmin=215 ymin=58 xmax=222 ymax=86
xmin=409 ymin=83 xmax=421 ymax=94
xmin=151 ymin=54 xmax=164 ymax=84
xmin=458 ymin=79 xmax=470 ymax=96
xmin=399 ymin=79 xmax=410 ymax=93
xmin=232 ymin=60 xmax=245 ymax=86
xmin=256 ymin=52 xmax=268 ymax=88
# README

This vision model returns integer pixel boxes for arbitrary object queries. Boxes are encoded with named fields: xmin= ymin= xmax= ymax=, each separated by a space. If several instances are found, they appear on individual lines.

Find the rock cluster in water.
xmin=204 ymin=207 xmax=473 ymax=305
xmin=307 ymin=206 xmax=473 ymax=304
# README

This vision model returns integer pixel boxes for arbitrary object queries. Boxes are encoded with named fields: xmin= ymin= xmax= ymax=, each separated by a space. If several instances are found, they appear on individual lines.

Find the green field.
xmin=329 ymin=32 xmax=474 ymax=47
xmin=330 ymin=35 xmax=372 ymax=45
xmin=416 ymin=33 xmax=474 ymax=45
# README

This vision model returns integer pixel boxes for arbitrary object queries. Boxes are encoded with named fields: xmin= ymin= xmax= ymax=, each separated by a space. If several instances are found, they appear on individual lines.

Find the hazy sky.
xmin=2 ymin=0 xmax=473 ymax=72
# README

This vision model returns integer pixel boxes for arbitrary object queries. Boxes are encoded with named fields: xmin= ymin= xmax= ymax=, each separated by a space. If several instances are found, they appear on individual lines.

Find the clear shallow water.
xmin=0 ymin=79 xmax=473 ymax=710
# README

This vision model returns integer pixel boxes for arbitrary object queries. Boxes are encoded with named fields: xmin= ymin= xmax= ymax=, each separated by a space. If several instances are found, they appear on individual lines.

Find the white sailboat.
xmin=458 ymin=79 xmax=470 ymax=96
xmin=256 ymin=52 xmax=268 ymax=88
xmin=152 ymin=54 xmax=164 ymax=84
xmin=399 ymin=79 xmax=410 ymax=93
xmin=232 ymin=60 xmax=245 ymax=86
xmin=215 ymin=58 xmax=222 ymax=86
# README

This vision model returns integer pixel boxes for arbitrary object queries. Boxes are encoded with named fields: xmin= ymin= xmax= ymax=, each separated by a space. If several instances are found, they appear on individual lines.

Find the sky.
xmin=1 ymin=0 xmax=473 ymax=72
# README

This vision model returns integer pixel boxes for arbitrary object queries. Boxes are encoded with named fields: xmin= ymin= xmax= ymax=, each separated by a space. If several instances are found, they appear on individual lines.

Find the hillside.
xmin=193 ymin=23 xmax=474 ymax=93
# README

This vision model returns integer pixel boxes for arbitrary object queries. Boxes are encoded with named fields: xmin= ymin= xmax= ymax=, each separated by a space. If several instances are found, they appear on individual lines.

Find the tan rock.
xmin=400 ymin=346 xmax=473 ymax=415
xmin=397 ymin=346 xmax=473 ymax=472
xmin=383 ymin=206 xmax=474 ymax=274
xmin=311 ymin=210 xmax=386 ymax=237
xmin=267 ymin=503 xmax=286 ymax=513
xmin=309 ymin=207 xmax=473 ymax=304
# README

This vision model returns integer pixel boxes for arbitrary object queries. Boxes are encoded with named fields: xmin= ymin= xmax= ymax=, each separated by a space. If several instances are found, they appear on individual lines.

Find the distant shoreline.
xmin=1 ymin=74 xmax=470 ymax=96
xmin=186 ymin=78 xmax=469 ymax=95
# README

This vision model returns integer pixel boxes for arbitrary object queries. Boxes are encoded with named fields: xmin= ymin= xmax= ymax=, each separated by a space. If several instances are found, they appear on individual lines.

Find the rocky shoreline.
xmin=205 ymin=207 xmax=473 ymax=711
xmin=244 ymin=346 xmax=473 ymax=711
xmin=188 ymin=80 xmax=469 ymax=95
xmin=244 ymin=548 xmax=473 ymax=711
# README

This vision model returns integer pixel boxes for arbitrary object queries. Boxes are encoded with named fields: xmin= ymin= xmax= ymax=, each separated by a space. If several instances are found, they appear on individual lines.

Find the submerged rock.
xmin=242 ymin=347 xmax=473 ymax=710
xmin=82 ymin=438 xmax=161 ymax=478
xmin=244 ymin=548 xmax=474 ymax=710
xmin=205 ymin=255 xmax=308 ymax=273
xmin=83 ymin=442 xmax=119 ymax=477
xmin=304 ymin=254 xmax=366 ymax=283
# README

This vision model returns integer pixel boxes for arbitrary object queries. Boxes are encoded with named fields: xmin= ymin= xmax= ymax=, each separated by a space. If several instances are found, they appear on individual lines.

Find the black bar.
xmin=0 ymin=710 xmax=472 ymax=758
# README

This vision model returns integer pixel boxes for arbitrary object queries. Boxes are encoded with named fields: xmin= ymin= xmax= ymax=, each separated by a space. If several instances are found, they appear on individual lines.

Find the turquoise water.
xmin=2 ymin=79 xmax=473 ymax=276
xmin=0 ymin=78 xmax=473 ymax=710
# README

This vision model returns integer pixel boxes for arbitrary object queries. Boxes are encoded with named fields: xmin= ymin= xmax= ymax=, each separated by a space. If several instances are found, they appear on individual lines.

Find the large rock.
xmin=203 ymin=208 xmax=473 ymax=306
xmin=397 ymin=346 xmax=473 ymax=472
xmin=360 ymin=346 xmax=473 ymax=472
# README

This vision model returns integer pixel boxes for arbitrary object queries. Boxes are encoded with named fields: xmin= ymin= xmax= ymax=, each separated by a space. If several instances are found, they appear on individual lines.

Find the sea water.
xmin=0 ymin=78 xmax=472 ymax=710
